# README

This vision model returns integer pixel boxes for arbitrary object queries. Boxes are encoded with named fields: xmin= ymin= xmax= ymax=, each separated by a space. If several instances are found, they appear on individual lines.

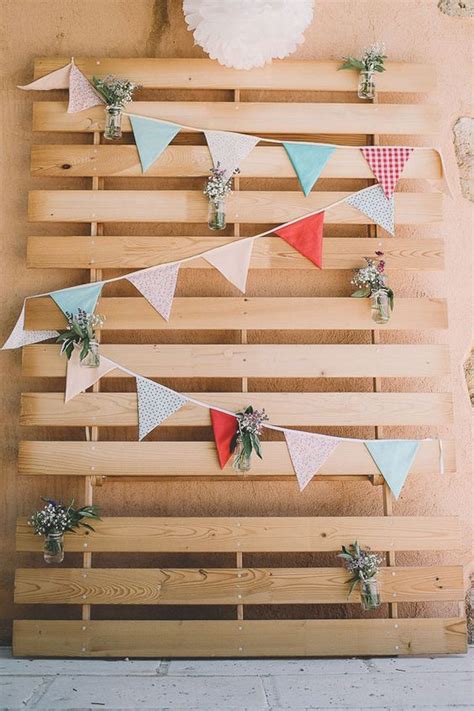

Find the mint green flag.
xmin=50 ymin=282 xmax=104 ymax=318
xmin=365 ymin=440 xmax=421 ymax=499
xmin=130 ymin=115 xmax=181 ymax=173
xmin=283 ymin=143 xmax=336 ymax=196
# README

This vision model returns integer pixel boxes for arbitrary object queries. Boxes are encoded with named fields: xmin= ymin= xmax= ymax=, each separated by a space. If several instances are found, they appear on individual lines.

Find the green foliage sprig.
xmin=351 ymin=252 xmax=394 ymax=311
xmin=338 ymin=541 xmax=382 ymax=596
xmin=29 ymin=497 xmax=101 ymax=537
xmin=339 ymin=43 xmax=387 ymax=73
xmin=92 ymin=74 xmax=139 ymax=107
xmin=230 ymin=405 xmax=268 ymax=468
xmin=56 ymin=309 xmax=105 ymax=361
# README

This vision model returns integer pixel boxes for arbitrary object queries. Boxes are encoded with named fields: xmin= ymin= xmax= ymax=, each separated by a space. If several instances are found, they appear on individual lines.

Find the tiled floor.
xmin=0 ymin=647 xmax=472 ymax=710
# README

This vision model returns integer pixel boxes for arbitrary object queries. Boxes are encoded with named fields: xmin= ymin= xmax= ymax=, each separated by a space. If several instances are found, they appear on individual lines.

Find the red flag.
xmin=210 ymin=409 xmax=238 ymax=469
xmin=273 ymin=212 xmax=325 ymax=268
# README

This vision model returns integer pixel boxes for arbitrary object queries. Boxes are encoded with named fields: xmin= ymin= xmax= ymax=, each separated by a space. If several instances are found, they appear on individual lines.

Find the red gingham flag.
xmin=361 ymin=147 xmax=414 ymax=199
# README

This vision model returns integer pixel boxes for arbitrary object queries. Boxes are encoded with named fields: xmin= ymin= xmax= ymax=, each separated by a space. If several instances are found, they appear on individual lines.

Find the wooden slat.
xmin=28 ymin=190 xmax=444 ymax=224
xmin=32 ymin=102 xmax=440 ymax=135
xmin=24 ymin=297 xmax=448 ymax=331
xmin=16 ymin=440 xmax=455 ymax=479
xmin=20 ymin=392 xmax=453 ymax=427
xmin=16 ymin=516 xmax=460 ymax=553
xmin=22 ymin=344 xmax=451 ymax=379
xmin=13 ymin=618 xmax=466 ymax=658
xmin=31 ymin=145 xmax=443 ymax=179
xmin=14 ymin=566 xmax=464 ymax=605
xmin=26 ymin=236 xmax=445 ymax=271
xmin=33 ymin=58 xmax=436 ymax=92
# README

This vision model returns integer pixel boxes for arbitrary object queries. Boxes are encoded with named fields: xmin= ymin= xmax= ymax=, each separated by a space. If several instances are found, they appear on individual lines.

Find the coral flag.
xmin=273 ymin=212 xmax=325 ymax=268
xmin=361 ymin=147 xmax=414 ymax=199
xmin=210 ymin=408 xmax=238 ymax=469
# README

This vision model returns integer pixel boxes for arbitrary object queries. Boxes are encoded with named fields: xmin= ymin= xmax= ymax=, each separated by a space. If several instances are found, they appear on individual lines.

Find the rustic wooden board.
xmin=26 ymin=235 xmax=445 ymax=271
xmin=20 ymin=392 xmax=453 ymax=427
xmin=33 ymin=58 xmax=436 ymax=92
xmin=18 ymin=440 xmax=454 ymax=479
xmin=28 ymin=190 xmax=443 ymax=224
xmin=16 ymin=516 xmax=460 ymax=553
xmin=30 ymin=145 xmax=443 ymax=179
xmin=14 ymin=566 xmax=464 ymax=605
xmin=32 ymin=102 xmax=440 ymax=135
xmin=22 ymin=344 xmax=451 ymax=379
xmin=24 ymin=297 xmax=448 ymax=331
xmin=12 ymin=618 xmax=467 ymax=657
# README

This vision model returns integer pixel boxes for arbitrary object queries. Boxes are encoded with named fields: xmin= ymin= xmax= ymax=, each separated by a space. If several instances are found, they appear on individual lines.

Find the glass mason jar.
xmin=371 ymin=289 xmax=391 ymax=325
xmin=104 ymin=105 xmax=123 ymax=140
xmin=358 ymin=70 xmax=376 ymax=100
xmin=232 ymin=439 xmax=251 ymax=472
xmin=44 ymin=531 xmax=64 ymax=564
xmin=80 ymin=341 xmax=100 ymax=368
xmin=360 ymin=578 xmax=381 ymax=610
xmin=208 ymin=198 xmax=226 ymax=231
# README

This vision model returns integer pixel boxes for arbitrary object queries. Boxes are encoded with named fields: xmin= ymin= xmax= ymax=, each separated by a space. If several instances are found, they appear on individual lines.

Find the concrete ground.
xmin=0 ymin=647 xmax=472 ymax=710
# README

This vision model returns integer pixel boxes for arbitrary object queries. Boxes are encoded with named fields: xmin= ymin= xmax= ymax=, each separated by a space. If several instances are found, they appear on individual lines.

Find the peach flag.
xmin=18 ymin=62 xmax=71 ymax=90
xmin=204 ymin=238 xmax=255 ymax=292
xmin=65 ymin=349 xmax=117 ymax=403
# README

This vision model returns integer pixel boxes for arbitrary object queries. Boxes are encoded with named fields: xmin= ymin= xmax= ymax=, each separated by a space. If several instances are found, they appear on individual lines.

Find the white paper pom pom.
xmin=183 ymin=0 xmax=314 ymax=70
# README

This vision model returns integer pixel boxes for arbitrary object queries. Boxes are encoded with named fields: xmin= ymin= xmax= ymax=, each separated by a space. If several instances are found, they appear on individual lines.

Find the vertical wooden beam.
xmin=82 ymin=130 xmax=104 ymax=624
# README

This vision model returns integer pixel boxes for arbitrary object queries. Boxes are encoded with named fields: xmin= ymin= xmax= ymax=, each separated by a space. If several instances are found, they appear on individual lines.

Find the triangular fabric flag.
xmin=68 ymin=63 xmax=104 ymax=113
xmin=65 ymin=349 xmax=117 ymax=403
xmin=345 ymin=185 xmax=395 ymax=236
xmin=210 ymin=408 xmax=238 ymax=469
xmin=18 ymin=61 xmax=72 ymax=90
xmin=283 ymin=143 xmax=336 ymax=196
xmin=136 ymin=376 xmax=187 ymax=440
xmin=365 ymin=439 xmax=421 ymax=499
xmin=130 ymin=116 xmax=181 ymax=173
xmin=273 ymin=212 xmax=325 ymax=268
xmin=126 ymin=263 xmax=180 ymax=322
xmin=204 ymin=238 xmax=254 ymax=292
xmin=2 ymin=302 xmax=58 ymax=350
xmin=205 ymin=130 xmax=259 ymax=180
xmin=50 ymin=282 xmax=104 ymax=319
xmin=284 ymin=429 xmax=340 ymax=491
xmin=361 ymin=147 xmax=414 ymax=199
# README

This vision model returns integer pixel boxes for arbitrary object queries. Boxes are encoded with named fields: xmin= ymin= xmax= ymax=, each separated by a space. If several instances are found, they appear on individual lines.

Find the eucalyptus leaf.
xmin=351 ymin=288 xmax=371 ymax=298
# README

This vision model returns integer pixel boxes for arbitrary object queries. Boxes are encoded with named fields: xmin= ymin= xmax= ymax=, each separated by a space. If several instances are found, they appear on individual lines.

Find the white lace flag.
xmin=126 ymin=263 xmax=180 ymax=321
xmin=284 ymin=429 xmax=340 ymax=491
xmin=68 ymin=62 xmax=104 ymax=113
xmin=204 ymin=238 xmax=255 ymax=292
xmin=2 ymin=303 xmax=58 ymax=350
xmin=65 ymin=349 xmax=118 ymax=403
xmin=204 ymin=130 xmax=259 ymax=179
xmin=136 ymin=376 xmax=188 ymax=440
xmin=345 ymin=185 xmax=395 ymax=236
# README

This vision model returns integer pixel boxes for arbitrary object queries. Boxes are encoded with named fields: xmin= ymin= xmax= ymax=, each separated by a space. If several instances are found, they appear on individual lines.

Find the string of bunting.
xmin=64 ymin=347 xmax=444 ymax=498
xmin=18 ymin=58 xmax=451 ymax=198
xmin=2 ymin=184 xmax=392 ymax=351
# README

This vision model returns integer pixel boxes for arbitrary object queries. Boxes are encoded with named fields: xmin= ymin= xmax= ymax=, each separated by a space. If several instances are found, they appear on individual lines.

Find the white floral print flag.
xmin=284 ymin=429 xmax=340 ymax=491
xmin=126 ymin=263 xmax=180 ymax=322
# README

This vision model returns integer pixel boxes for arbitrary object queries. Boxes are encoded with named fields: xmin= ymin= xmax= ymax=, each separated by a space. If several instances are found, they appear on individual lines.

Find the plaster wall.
xmin=0 ymin=0 xmax=472 ymax=644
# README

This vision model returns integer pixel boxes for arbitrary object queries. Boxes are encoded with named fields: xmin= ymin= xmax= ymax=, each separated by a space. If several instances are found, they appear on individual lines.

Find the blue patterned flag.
xmin=136 ymin=377 xmax=187 ymax=440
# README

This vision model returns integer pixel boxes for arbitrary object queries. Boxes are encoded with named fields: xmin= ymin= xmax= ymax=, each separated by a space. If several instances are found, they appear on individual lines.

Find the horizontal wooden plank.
xmin=13 ymin=618 xmax=466 ymax=658
xmin=16 ymin=516 xmax=460 ymax=553
xmin=33 ymin=58 xmax=436 ymax=92
xmin=14 ymin=566 xmax=464 ymax=605
xmin=16 ymin=440 xmax=455 ymax=479
xmin=30 ymin=145 xmax=443 ymax=179
xmin=24 ymin=297 xmax=448 ymax=331
xmin=32 ymin=102 xmax=440 ymax=135
xmin=28 ymin=190 xmax=444 ymax=224
xmin=26 ymin=236 xmax=445 ymax=271
xmin=20 ymin=392 xmax=453 ymax=427
xmin=22 ymin=344 xmax=451 ymax=379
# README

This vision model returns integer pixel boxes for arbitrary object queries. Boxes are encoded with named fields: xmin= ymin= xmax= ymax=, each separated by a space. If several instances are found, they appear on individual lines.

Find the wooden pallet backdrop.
xmin=14 ymin=58 xmax=466 ymax=657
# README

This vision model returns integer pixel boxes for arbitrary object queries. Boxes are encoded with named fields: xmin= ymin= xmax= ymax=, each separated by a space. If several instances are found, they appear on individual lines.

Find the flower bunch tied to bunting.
xmin=231 ymin=405 xmax=269 ymax=472
xmin=339 ymin=42 xmax=387 ymax=100
xmin=351 ymin=252 xmax=393 ymax=325
xmin=56 ymin=309 xmax=105 ymax=368
xmin=92 ymin=75 xmax=139 ymax=140
xmin=29 ymin=498 xmax=101 ymax=565
xmin=338 ymin=541 xmax=383 ymax=611
xmin=203 ymin=163 xmax=239 ymax=231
